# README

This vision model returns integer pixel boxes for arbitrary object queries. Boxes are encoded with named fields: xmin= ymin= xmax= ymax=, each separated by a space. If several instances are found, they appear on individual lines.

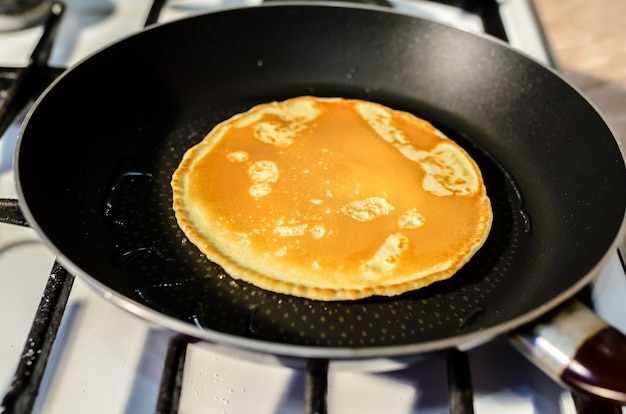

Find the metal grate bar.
xmin=0 ymin=1 xmax=65 ymax=139
xmin=304 ymin=359 xmax=328 ymax=414
xmin=0 ymin=199 xmax=28 ymax=226
xmin=0 ymin=262 xmax=75 ymax=414
xmin=428 ymin=0 xmax=498 ymax=11
xmin=478 ymin=0 xmax=507 ymax=41
xmin=618 ymin=247 xmax=626 ymax=279
xmin=447 ymin=349 xmax=475 ymax=414
xmin=155 ymin=335 xmax=188 ymax=414
xmin=145 ymin=0 xmax=167 ymax=26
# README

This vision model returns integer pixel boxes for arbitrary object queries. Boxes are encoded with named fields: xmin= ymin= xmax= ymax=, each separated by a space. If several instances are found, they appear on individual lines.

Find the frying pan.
xmin=13 ymin=2 xmax=626 ymax=401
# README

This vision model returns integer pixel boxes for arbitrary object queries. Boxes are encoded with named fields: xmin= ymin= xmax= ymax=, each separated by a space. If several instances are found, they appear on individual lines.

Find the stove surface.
xmin=1 ymin=1 xmax=625 ymax=413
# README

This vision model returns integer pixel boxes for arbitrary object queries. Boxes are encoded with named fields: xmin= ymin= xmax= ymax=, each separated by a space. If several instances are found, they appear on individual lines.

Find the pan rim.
xmin=14 ymin=2 xmax=626 ymax=360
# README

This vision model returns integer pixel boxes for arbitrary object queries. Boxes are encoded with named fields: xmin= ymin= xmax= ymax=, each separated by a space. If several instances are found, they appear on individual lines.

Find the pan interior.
xmin=102 ymin=108 xmax=531 ymax=347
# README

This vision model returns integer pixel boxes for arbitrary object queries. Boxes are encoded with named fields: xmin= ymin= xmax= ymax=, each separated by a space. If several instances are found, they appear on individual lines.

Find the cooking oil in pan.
xmin=98 ymin=111 xmax=534 ymax=347
xmin=103 ymin=170 xmax=154 ymax=228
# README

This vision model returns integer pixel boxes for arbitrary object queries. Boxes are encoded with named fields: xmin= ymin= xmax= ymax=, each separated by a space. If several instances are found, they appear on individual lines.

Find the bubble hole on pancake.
xmin=171 ymin=96 xmax=493 ymax=301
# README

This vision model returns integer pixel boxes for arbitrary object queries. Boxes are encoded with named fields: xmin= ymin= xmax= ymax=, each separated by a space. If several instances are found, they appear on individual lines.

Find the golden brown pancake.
xmin=171 ymin=96 xmax=492 ymax=301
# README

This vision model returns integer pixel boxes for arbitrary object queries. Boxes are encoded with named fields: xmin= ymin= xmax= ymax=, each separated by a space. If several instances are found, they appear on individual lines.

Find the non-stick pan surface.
xmin=16 ymin=4 xmax=626 ymax=358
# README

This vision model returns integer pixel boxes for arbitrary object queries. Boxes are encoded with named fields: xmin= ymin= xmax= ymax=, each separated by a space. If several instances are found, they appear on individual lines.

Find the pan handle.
xmin=0 ymin=198 xmax=28 ymax=227
xmin=509 ymin=300 xmax=626 ymax=404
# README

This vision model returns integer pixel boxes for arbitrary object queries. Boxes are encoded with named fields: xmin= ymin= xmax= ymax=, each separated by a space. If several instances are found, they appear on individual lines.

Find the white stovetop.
xmin=1 ymin=0 xmax=625 ymax=413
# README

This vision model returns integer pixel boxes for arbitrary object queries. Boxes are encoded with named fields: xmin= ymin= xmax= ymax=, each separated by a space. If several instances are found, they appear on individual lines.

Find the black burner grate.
xmin=0 ymin=1 xmax=623 ymax=414
xmin=0 ymin=2 xmax=65 ymax=140
xmin=0 ymin=261 xmax=74 ymax=414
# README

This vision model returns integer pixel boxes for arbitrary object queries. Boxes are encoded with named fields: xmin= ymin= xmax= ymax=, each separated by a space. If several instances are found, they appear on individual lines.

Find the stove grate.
xmin=0 ymin=262 xmax=74 ymax=414
xmin=0 ymin=2 xmax=64 ymax=140
xmin=155 ymin=336 xmax=187 ymax=414
xmin=447 ymin=349 xmax=475 ymax=414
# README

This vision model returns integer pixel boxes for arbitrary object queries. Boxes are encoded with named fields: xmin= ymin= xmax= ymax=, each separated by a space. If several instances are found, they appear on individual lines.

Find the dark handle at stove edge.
xmin=508 ymin=300 xmax=626 ymax=405
xmin=0 ymin=198 xmax=29 ymax=227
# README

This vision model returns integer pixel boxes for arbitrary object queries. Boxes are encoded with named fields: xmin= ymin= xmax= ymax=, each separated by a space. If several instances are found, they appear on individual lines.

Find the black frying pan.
xmin=14 ymin=2 xmax=626 ymax=400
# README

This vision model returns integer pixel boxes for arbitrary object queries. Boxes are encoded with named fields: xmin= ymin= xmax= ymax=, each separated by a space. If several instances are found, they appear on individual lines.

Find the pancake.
xmin=171 ymin=96 xmax=492 ymax=301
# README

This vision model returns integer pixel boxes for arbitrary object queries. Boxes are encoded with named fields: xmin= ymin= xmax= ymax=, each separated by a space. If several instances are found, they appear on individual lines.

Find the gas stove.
xmin=1 ymin=1 xmax=626 ymax=413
